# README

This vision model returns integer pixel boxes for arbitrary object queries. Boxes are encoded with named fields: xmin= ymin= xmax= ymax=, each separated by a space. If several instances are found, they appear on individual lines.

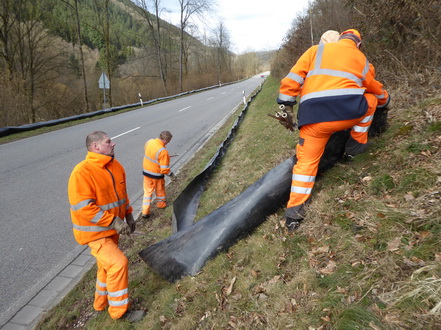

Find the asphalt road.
xmin=0 ymin=74 xmax=266 ymax=327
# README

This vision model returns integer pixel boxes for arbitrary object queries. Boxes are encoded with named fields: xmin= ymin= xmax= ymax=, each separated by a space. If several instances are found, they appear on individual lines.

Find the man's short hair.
xmin=159 ymin=130 xmax=173 ymax=142
xmin=86 ymin=131 xmax=107 ymax=150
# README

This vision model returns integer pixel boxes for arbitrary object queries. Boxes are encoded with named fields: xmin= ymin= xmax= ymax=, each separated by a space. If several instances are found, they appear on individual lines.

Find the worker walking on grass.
xmin=277 ymin=29 xmax=390 ymax=231
xmin=142 ymin=130 xmax=174 ymax=219
xmin=68 ymin=131 xmax=144 ymax=321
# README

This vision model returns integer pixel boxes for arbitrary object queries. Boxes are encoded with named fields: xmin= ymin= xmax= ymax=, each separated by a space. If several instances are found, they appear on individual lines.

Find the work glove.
xmin=282 ymin=105 xmax=295 ymax=124
xmin=110 ymin=218 xmax=131 ymax=235
xmin=125 ymin=213 xmax=136 ymax=233
xmin=279 ymin=118 xmax=293 ymax=130
xmin=278 ymin=104 xmax=297 ymax=130
xmin=276 ymin=97 xmax=296 ymax=107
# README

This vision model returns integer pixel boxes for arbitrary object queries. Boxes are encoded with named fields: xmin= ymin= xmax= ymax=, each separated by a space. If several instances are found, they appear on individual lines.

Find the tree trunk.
xmin=73 ymin=0 xmax=90 ymax=112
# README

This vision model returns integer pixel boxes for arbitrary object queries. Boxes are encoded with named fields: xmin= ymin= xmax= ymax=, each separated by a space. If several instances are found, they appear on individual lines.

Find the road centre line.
xmin=112 ymin=127 xmax=140 ymax=139
xmin=178 ymin=106 xmax=192 ymax=112
xmin=206 ymin=97 xmax=214 ymax=100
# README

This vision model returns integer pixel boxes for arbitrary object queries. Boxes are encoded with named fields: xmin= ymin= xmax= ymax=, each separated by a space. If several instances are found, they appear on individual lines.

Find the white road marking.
xmin=207 ymin=97 xmax=214 ymax=100
xmin=179 ymin=106 xmax=192 ymax=112
xmin=112 ymin=127 xmax=140 ymax=139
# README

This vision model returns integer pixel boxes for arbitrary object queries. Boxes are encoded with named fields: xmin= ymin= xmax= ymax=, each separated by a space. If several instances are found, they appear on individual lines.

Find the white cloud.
xmin=159 ymin=0 xmax=310 ymax=53
xmin=216 ymin=0 xmax=309 ymax=53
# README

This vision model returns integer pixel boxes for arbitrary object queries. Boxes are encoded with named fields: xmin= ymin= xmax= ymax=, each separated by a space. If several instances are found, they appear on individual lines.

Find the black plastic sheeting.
xmin=171 ymin=88 xmax=261 ymax=233
xmin=139 ymin=102 xmax=389 ymax=282
xmin=139 ymin=156 xmax=294 ymax=282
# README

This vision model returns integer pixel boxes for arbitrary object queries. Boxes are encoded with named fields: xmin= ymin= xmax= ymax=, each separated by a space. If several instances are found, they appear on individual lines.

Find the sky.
xmin=160 ymin=0 xmax=311 ymax=54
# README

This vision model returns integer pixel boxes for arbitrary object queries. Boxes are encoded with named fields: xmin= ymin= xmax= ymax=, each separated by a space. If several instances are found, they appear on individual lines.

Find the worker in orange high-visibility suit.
xmin=277 ymin=29 xmax=390 ymax=231
xmin=68 ymin=131 xmax=138 ymax=320
xmin=142 ymin=130 xmax=174 ymax=219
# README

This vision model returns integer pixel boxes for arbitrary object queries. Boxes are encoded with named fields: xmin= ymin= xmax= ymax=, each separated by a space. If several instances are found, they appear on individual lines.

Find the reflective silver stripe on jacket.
xmin=73 ymin=224 xmax=111 ymax=232
xmin=144 ymin=154 xmax=158 ymax=164
xmin=299 ymin=43 xmax=368 ymax=103
xmin=278 ymin=93 xmax=296 ymax=103
xmin=100 ymin=198 xmax=126 ymax=211
xmin=307 ymin=68 xmax=363 ymax=86
xmin=71 ymin=198 xmax=127 ymax=224
xmin=300 ymin=88 xmax=365 ymax=103
xmin=91 ymin=210 xmax=104 ymax=224
xmin=70 ymin=199 xmax=95 ymax=211
xmin=286 ymin=72 xmax=304 ymax=85
xmin=97 ymin=279 xmax=107 ymax=288
xmin=144 ymin=144 xmax=167 ymax=174
xmin=73 ymin=216 xmax=122 ymax=232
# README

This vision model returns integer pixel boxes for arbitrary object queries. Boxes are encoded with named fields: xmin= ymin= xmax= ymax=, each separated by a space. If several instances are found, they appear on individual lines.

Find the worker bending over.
xmin=277 ymin=29 xmax=390 ymax=231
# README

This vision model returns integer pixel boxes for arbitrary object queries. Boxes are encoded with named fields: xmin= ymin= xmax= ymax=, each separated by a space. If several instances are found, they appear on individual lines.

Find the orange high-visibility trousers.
xmin=142 ymin=176 xmax=166 ymax=216
xmin=286 ymin=93 xmax=378 ymax=216
xmin=88 ymin=235 xmax=129 ymax=320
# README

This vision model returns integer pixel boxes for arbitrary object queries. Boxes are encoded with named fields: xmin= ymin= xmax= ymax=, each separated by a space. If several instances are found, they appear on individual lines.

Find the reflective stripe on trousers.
xmin=142 ymin=176 xmax=166 ymax=215
xmin=88 ymin=235 xmax=129 ymax=320
xmin=287 ymin=93 xmax=378 ymax=209
xmin=349 ymin=93 xmax=378 ymax=144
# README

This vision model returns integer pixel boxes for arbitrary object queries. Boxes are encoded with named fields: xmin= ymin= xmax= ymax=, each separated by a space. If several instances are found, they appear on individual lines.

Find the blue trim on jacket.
xmin=297 ymin=94 xmax=368 ymax=128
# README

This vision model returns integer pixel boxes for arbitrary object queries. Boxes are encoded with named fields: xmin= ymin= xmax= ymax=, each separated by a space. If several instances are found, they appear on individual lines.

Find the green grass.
xmin=36 ymin=76 xmax=441 ymax=329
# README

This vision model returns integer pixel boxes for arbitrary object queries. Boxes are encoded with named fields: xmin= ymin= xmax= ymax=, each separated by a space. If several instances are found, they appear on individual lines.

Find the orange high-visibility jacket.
xmin=143 ymin=138 xmax=171 ymax=179
xmin=68 ymin=151 xmax=133 ymax=245
xmin=278 ymin=39 xmax=389 ymax=128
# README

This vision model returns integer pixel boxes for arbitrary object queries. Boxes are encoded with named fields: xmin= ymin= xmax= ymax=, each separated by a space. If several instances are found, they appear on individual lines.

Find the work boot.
xmin=141 ymin=214 xmax=150 ymax=220
xmin=121 ymin=310 xmax=146 ymax=322
xmin=342 ymin=153 xmax=355 ymax=162
xmin=285 ymin=217 xmax=303 ymax=231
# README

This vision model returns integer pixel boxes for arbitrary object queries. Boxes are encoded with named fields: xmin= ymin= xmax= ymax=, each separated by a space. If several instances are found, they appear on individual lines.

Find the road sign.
xmin=98 ymin=72 xmax=110 ymax=89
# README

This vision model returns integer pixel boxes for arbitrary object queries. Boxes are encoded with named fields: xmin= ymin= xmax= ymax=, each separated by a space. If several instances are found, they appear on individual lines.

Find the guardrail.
xmin=0 ymin=81 xmax=237 ymax=138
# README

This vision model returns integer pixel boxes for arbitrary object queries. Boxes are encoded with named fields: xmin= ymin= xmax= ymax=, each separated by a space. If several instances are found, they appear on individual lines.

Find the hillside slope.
xmin=39 ymin=76 xmax=440 ymax=329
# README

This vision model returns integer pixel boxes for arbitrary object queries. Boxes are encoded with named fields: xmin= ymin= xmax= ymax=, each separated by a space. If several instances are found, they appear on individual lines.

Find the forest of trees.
xmin=0 ymin=0 xmax=268 ymax=127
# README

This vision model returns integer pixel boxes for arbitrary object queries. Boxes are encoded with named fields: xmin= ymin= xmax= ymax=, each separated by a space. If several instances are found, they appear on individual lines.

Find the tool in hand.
xmin=267 ymin=104 xmax=296 ymax=131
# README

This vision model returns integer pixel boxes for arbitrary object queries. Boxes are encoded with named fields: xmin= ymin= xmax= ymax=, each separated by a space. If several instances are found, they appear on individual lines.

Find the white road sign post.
xmin=139 ymin=92 xmax=143 ymax=106
xmin=98 ymin=72 xmax=110 ymax=108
